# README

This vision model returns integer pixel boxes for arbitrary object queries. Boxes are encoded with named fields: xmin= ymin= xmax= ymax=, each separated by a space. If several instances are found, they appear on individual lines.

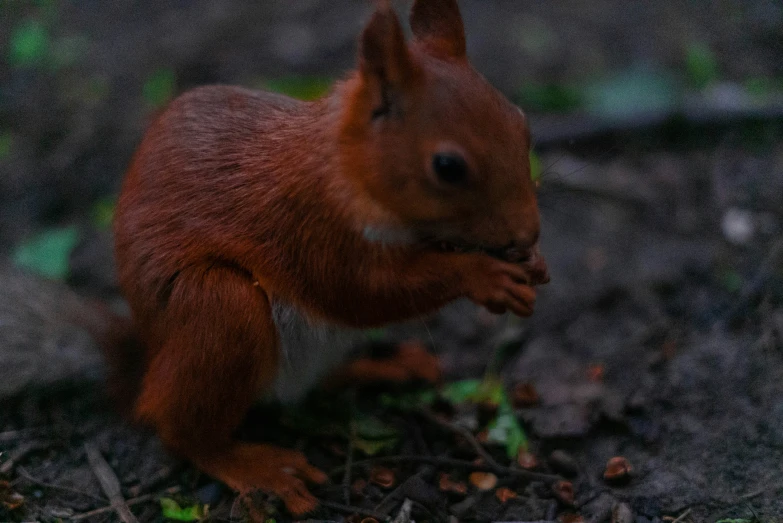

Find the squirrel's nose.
xmin=512 ymin=241 xmax=549 ymax=285
xmin=525 ymin=243 xmax=550 ymax=285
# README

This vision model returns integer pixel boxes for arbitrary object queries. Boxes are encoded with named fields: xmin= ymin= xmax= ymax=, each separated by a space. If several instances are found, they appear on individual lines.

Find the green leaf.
xmin=440 ymin=379 xmax=482 ymax=404
xmin=355 ymin=414 xmax=398 ymax=439
xmin=262 ymin=76 xmax=333 ymax=101
xmin=143 ymin=68 xmax=176 ymax=107
xmin=12 ymin=226 xmax=80 ymax=280
xmin=91 ymin=197 xmax=116 ymax=229
xmin=379 ymin=389 xmax=437 ymax=411
xmin=160 ymin=498 xmax=207 ymax=521
xmin=685 ymin=42 xmax=719 ymax=90
xmin=9 ymin=19 xmax=49 ymax=67
xmin=585 ymin=69 xmax=679 ymax=122
xmin=441 ymin=377 xmax=527 ymax=457
xmin=353 ymin=437 xmax=398 ymax=456
xmin=440 ymin=377 xmax=505 ymax=406
xmin=530 ymin=150 xmax=541 ymax=182
xmin=353 ymin=415 xmax=400 ymax=456
xmin=0 ymin=132 xmax=12 ymax=159
xmin=486 ymin=402 xmax=528 ymax=457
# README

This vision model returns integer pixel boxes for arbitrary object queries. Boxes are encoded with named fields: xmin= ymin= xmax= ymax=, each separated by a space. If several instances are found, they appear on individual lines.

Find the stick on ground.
xmin=84 ymin=442 xmax=140 ymax=523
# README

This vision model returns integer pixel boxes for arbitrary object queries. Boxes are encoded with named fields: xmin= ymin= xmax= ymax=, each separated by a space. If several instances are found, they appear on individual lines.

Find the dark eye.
xmin=432 ymin=153 xmax=468 ymax=185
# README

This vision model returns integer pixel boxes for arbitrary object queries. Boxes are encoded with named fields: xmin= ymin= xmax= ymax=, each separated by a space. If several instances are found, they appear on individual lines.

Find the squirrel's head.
xmin=339 ymin=0 xmax=542 ymax=265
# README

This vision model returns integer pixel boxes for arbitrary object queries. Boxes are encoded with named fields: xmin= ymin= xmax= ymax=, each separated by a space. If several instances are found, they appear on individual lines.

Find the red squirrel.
xmin=112 ymin=0 xmax=548 ymax=515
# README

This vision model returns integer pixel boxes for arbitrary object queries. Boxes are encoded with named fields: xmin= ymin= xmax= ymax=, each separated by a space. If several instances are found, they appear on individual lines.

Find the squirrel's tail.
xmin=77 ymin=300 xmax=145 ymax=416
xmin=0 ymin=264 xmax=143 ymax=413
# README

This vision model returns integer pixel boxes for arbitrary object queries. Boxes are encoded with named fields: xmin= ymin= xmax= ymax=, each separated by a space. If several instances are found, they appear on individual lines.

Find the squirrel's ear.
xmin=358 ymin=2 xmax=416 ymax=116
xmin=410 ymin=0 xmax=466 ymax=60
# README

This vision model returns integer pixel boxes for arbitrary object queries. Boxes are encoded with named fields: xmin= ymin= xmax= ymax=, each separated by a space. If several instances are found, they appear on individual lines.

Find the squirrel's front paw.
xmin=464 ymin=255 xmax=537 ymax=317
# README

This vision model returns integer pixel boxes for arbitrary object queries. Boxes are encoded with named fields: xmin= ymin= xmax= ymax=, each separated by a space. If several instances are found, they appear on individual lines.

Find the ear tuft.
xmin=410 ymin=0 xmax=466 ymax=59
xmin=360 ymin=4 xmax=412 ymax=84
xmin=358 ymin=3 xmax=416 ymax=117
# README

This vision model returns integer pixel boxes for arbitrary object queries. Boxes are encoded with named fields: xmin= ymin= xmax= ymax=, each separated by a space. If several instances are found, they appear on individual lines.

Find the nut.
xmin=517 ymin=450 xmax=538 ymax=470
xmin=495 ymin=487 xmax=518 ymax=503
xmin=468 ymin=471 xmax=498 ymax=491
xmin=438 ymin=473 xmax=467 ymax=495
xmin=603 ymin=456 xmax=632 ymax=483
xmin=552 ymin=479 xmax=575 ymax=505
xmin=369 ymin=466 xmax=396 ymax=488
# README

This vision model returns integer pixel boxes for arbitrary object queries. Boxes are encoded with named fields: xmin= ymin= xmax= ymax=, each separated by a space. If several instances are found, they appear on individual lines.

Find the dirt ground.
xmin=1 ymin=1 xmax=783 ymax=522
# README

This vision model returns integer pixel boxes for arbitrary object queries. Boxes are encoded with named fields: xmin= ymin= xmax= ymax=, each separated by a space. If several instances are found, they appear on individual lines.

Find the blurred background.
xmin=1 ymin=0 xmax=781 ymax=260
xmin=1 ymin=1 xmax=783 ymax=521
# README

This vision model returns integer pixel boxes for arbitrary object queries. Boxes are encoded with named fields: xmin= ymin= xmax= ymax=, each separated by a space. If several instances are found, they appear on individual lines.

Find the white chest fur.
xmin=270 ymin=302 xmax=366 ymax=404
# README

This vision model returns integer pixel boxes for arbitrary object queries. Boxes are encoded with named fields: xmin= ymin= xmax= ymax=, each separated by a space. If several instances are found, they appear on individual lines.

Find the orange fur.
xmin=112 ymin=0 xmax=547 ymax=515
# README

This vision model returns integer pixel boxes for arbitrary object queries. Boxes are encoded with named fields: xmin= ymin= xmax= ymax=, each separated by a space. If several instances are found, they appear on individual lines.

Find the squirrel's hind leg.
xmin=132 ymin=264 xmax=326 ymax=515
xmin=323 ymin=340 xmax=441 ymax=390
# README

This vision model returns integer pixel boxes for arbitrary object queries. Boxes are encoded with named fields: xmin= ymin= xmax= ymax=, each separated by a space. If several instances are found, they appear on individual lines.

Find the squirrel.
xmin=111 ymin=0 xmax=549 ymax=515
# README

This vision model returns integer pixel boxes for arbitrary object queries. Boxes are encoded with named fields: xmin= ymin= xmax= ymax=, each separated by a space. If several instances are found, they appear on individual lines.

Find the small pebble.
xmin=612 ymin=502 xmax=634 ymax=523
xmin=721 ymin=207 xmax=755 ymax=245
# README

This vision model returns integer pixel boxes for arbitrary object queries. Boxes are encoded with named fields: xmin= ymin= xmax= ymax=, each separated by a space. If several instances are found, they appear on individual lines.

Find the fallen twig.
xmin=126 ymin=464 xmax=180 ymax=498
xmin=331 ymin=455 xmax=561 ymax=484
xmin=0 ymin=440 xmax=49 ymax=475
xmin=15 ymin=465 xmax=105 ymax=502
xmin=70 ymin=493 xmax=157 ymax=521
xmin=0 ymin=428 xmax=46 ymax=443
xmin=84 ymin=442 xmax=139 ymax=523
xmin=671 ymin=508 xmax=692 ymax=523
xmin=420 ymin=410 xmax=501 ymax=469
xmin=391 ymin=498 xmax=413 ymax=523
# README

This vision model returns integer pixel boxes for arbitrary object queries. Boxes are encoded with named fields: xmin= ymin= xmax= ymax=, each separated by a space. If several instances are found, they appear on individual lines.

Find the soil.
xmin=1 ymin=1 xmax=783 ymax=522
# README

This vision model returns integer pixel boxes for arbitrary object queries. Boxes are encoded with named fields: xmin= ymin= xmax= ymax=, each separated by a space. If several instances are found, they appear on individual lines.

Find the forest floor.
xmin=1 ymin=1 xmax=783 ymax=522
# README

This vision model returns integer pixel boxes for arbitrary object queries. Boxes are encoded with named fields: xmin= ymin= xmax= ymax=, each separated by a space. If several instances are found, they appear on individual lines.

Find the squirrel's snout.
xmin=524 ymin=243 xmax=550 ymax=285
xmin=501 ymin=240 xmax=548 ymax=285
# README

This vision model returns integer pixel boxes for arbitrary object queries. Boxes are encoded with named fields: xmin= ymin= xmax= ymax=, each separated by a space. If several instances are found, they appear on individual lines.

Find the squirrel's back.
xmin=114 ymin=86 xmax=331 ymax=328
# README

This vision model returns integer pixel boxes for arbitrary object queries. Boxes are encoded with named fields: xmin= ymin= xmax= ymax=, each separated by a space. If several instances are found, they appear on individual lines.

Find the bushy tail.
xmin=0 ymin=264 xmax=143 ymax=412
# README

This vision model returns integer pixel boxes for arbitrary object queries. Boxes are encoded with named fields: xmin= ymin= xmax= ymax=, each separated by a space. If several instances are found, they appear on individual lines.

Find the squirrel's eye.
xmin=432 ymin=153 xmax=468 ymax=185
